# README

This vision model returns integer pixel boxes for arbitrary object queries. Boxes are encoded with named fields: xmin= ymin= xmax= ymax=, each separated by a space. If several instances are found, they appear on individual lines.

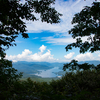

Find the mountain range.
xmin=13 ymin=60 xmax=100 ymax=78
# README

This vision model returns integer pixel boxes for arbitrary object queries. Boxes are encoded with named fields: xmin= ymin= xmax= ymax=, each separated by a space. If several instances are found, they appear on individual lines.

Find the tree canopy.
xmin=0 ymin=0 xmax=62 ymax=98
xmin=64 ymin=2 xmax=100 ymax=71
xmin=0 ymin=0 xmax=62 ymax=58
xmin=65 ymin=2 xmax=100 ymax=53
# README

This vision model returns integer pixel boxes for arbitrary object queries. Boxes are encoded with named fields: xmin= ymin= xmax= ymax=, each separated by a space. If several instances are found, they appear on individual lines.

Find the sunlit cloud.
xmin=6 ymin=48 xmax=100 ymax=62
xmin=39 ymin=45 xmax=46 ymax=53
xmin=23 ymin=0 xmax=95 ymax=34
xmin=21 ymin=0 xmax=96 ymax=46
xmin=64 ymin=51 xmax=100 ymax=62
xmin=6 ymin=45 xmax=58 ymax=62
xmin=74 ymin=52 xmax=95 ymax=61
xmin=64 ymin=52 xmax=75 ymax=59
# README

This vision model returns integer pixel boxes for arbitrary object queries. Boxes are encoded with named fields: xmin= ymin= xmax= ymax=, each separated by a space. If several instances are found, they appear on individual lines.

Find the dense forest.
xmin=0 ymin=0 xmax=100 ymax=100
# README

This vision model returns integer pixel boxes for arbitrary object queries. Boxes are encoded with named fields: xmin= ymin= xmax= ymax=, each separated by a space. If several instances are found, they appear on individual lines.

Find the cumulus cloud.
xmin=64 ymin=52 xmax=75 ymax=59
xmin=74 ymin=52 xmax=94 ymax=61
xmin=39 ymin=45 xmax=46 ymax=53
xmin=64 ymin=51 xmax=100 ymax=62
xmin=6 ymin=49 xmax=32 ymax=62
xmin=6 ymin=45 xmax=57 ymax=62
xmin=29 ymin=49 xmax=54 ymax=62
xmin=73 ymin=51 xmax=100 ymax=62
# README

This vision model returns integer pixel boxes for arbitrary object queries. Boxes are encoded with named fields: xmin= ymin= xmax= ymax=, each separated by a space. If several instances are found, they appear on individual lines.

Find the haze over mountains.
xmin=13 ymin=61 xmax=64 ymax=72
xmin=13 ymin=60 xmax=100 ymax=78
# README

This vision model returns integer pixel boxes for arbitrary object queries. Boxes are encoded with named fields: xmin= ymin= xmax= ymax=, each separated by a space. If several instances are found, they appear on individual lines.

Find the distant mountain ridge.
xmin=13 ymin=60 xmax=100 ymax=70
xmin=79 ymin=60 xmax=100 ymax=66
xmin=12 ymin=60 xmax=100 ymax=78
xmin=13 ymin=61 xmax=64 ymax=69
xmin=12 ymin=61 xmax=64 ymax=74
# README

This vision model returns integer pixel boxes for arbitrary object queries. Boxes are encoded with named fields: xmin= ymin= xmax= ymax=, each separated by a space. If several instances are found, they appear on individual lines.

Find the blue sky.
xmin=6 ymin=0 xmax=100 ymax=62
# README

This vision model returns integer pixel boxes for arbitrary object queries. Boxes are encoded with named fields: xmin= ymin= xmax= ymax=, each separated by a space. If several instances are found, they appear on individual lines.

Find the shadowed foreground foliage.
xmin=0 ymin=0 xmax=61 ymax=99
xmin=65 ymin=2 xmax=100 ymax=53
xmin=0 ymin=1 xmax=100 ymax=100
xmin=1 ymin=69 xmax=100 ymax=100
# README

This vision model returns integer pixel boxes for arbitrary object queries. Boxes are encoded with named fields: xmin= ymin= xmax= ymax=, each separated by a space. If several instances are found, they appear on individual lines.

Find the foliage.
xmin=0 ymin=0 xmax=62 ymax=55
xmin=63 ymin=59 xmax=96 ymax=71
xmin=0 ymin=58 xmax=23 ymax=99
xmin=21 ymin=76 xmax=58 ymax=83
xmin=64 ymin=2 xmax=100 ymax=71
xmin=50 ymin=70 xmax=100 ymax=100
xmin=1 ymin=70 xmax=100 ymax=100
xmin=62 ymin=2 xmax=100 ymax=99
xmin=0 ymin=0 xmax=61 ymax=99
xmin=66 ymin=2 xmax=100 ymax=53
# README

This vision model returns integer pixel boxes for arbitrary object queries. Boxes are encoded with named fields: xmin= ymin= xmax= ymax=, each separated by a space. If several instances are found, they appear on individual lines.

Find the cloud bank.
xmin=64 ymin=51 xmax=100 ymax=62
xmin=6 ymin=45 xmax=57 ymax=62
xmin=74 ymin=52 xmax=94 ymax=61
xmin=6 ymin=47 xmax=100 ymax=63
xmin=64 ymin=52 xmax=75 ymax=59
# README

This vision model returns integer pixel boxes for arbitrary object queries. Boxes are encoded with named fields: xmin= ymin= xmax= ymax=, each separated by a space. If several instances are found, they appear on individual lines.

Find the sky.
xmin=5 ymin=0 xmax=100 ymax=63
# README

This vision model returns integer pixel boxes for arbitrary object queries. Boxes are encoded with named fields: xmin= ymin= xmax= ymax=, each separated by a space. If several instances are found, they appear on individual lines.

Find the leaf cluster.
xmin=64 ymin=2 xmax=100 ymax=74
xmin=0 ymin=58 xmax=23 ymax=99
xmin=0 ymin=0 xmax=62 ymax=56
xmin=66 ymin=2 xmax=100 ymax=53
xmin=1 ymin=70 xmax=100 ymax=100
xmin=50 ymin=70 xmax=100 ymax=100
xmin=63 ymin=59 xmax=96 ymax=71
xmin=0 ymin=1 xmax=62 ymax=99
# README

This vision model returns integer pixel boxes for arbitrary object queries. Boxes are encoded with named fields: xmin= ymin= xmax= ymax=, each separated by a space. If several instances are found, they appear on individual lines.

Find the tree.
xmin=0 ymin=0 xmax=62 ymax=57
xmin=64 ymin=2 xmax=100 ymax=71
xmin=63 ymin=59 xmax=95 ymax=71
xmin=66 ymin=2 xmax=100 ymax=53
xmin=0 ymin=0 xmax=61 ymax=99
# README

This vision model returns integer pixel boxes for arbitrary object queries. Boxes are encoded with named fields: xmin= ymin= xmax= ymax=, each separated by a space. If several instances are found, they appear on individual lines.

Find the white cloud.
xmin=30 ymin=49 xmax=54 ymax=62
xmin=64 ymin=52 xmax=75 ymax=59
xmin=17 ymin=49 xmax=32 ymax=58
xmin=41 ymin=35 xmax=92 ymax=45
xmin=6 ymin=49 xmax=32 ymax=62
xmin=38 ymin=0 xmax=95 ymax=45
xmin=21 ymin=0 xmax=96 ymax=47
xmin=39 ymin=45 xmax=46 ymax=53
xmin=64 ymin=51 xmax=100 ymax=62
xmin=6 ymin=45 xmax=57 ymax=62
xmin=6 ymin=48 xmax=100 ymax=63
xmin=93 ymin=51 xmax=100 ymax=60
xmin=74 ymin=52 xmax=94 ymax=61
xmin=42 ymin=36 xmax=76 ymax=45
xmin=24 ymin=0 xmax=95 ymax=33
xmin=74 ymin=51 xmax=100 ymax=62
